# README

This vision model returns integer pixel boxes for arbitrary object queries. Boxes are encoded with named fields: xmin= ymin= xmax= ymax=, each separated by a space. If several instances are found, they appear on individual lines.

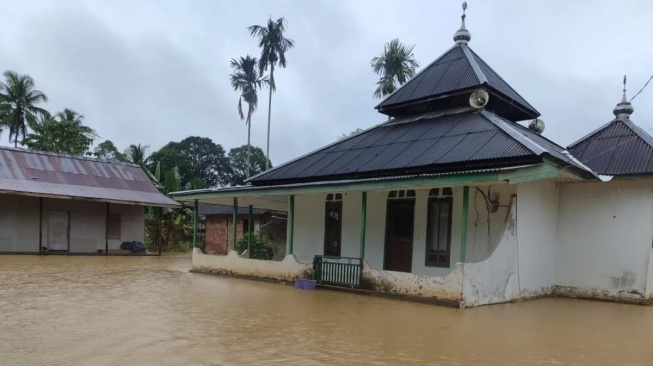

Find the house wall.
xmin=291 ymin=184 xmax=515 ymax=274
xmin=647 ymin=248 xmax=653 ymax=298
xmin=0 ymin=193 xmax=145 ymax=253
xmin=556 ymin=179 xmax=653 ymax=300
xmin=515 ymin=180 xmax=558 ymax=298
xmin=205 ymin=215 xmax=265 ymax=255
xmin=0 ymin=195 xmax=40 ymax=252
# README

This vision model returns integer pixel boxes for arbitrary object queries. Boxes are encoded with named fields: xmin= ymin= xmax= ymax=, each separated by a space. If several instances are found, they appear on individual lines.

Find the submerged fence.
xmin=312 ymin=255 xmax=362 ymax=288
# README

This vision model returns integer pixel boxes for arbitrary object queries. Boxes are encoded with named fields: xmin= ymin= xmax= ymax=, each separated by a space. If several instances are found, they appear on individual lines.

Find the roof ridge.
xmin=460 ymin=44 xmax=487 ymax=84
xmin=568 ymin=119 xmax=620 ymax=149
xmin=621 ymin=118 xmax=653 ymax=147
xmin=479 ymin=110 xmax=545 ymax=155
xmin=245 ymin=117 xmax=390 ymax=183
xmin=466 ymin=47 xmax=539 ymax=114
xmin=0 ymin=145 xmax=141 ymax=168
xmin=375 ymin=44 xmax=463 ymax=110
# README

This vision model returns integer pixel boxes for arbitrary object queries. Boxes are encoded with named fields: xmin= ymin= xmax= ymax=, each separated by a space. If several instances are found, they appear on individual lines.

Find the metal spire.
xmin=453 ymin=1 xmax=471 ymax=44
xmin=614 ymin=75 xmax=634 ymax=118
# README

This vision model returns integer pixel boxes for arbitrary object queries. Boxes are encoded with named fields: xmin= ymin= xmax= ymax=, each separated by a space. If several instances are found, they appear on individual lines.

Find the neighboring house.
xmin=200 ymin=204 xmax=287 ymax=260
xmin=0 ymin=147 xmax=178 ymax=254
xmin=172 ymin=6 xmax=653 ymax=307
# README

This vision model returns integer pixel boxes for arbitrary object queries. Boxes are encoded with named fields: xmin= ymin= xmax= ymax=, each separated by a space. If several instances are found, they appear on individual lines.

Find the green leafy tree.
xmin=249 ymin=17 xmax=294 ymax=170
xmin=149 ymin=136 xmax=229 ymax=187
xmin=0 ymin=71 xmax=49 ymax=147
xmin=228 ymin=145 xmax=272 ymax=185
xmin=22 ymin=110 xmax=96 ymax=155
xmin=371 ymin=39 xmax=420 ymax=99
xmin=230 ymin=56 xmax=268 ymax=178
xmin=337 ymin=128 xmax=364 ymax=140
xmin=94 ymin=140 xmax=127 ymax=161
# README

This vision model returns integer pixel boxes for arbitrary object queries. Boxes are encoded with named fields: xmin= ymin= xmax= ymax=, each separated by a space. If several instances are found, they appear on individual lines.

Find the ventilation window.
xmin=388 ymin=190 xmax=416 ymax=199
xmin=429 ymin=187 xmax=453 ymax=197
xmin=326 ymin=193 xmax=343 ymax=201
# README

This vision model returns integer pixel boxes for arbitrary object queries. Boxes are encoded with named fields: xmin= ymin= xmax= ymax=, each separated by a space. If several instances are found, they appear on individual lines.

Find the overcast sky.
xmin=1 ymin=0 xmax=652 ymax=165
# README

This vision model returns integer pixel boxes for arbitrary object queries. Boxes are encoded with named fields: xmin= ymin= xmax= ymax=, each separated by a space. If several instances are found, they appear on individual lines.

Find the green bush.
xmin=235 ymin=232 xmax=274 ymax=260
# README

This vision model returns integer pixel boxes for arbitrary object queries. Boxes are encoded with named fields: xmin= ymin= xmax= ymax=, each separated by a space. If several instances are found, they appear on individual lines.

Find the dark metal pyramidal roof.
xmin=248 ymin=108 xmax=587 ymax=185
xmin=376 ymin=2 xmax=538 ymax=121
xmin=568 ymin=77 xmax=653 ymax=176
xmin=375 ymin=43 xmax=539 ymax=121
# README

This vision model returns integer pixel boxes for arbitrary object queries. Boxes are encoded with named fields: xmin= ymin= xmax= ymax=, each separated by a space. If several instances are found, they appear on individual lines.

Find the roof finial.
xmin=453 ymin=1 xmax=472 ymax=44
xmin=614 ymin=74 xmax=634 ymax=118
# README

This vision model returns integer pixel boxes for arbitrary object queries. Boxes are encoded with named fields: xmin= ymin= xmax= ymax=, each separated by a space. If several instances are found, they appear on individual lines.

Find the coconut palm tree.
xmin=55 ymin=108 xmax=84 ymax=125
xmin=0 ymin=71 xmax=49 ymax=147
xmin=126 ymin=143 xmax=149 ymax=168
xmin=248 ymin=17 xmax=294 ymax=170
xmin=371 ymin=39 xmax=420 ymax=99
xmin=230 ymin=56 xmax=268 ymax=179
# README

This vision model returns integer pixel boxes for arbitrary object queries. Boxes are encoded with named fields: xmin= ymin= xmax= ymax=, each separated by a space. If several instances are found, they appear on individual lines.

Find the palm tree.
xmin=371 ymin=39 xmax=420 ymax=99
xmin=230 ymin=56 xmax=268 ymax=179
xmin=126 ymin=143 xmax=149 ymax=168
xmin=0 ymin=71 xmax=49 ymax=147
xmin=55 ymin=108 xmax=84 ymax=125
xmin=248 ymin=17 xmax=294 ymax=170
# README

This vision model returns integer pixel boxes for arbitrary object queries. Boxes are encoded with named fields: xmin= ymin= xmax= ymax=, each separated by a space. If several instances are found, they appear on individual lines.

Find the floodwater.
xmin=1 ymin=256 xmax=652 ymax=366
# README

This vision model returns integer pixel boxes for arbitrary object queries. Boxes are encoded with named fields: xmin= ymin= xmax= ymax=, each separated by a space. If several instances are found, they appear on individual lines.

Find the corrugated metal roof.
xmin=199 ymin=203 xmax=266 ymax=216
xmin=376 ymin=44 xmax=539 ymax=119
xmin=0 ymin=147 xmax=179 ymax=207
xmin=568 ymin=118 xmax=653 ymax=175
xmin=174 ymin=166 xmax=528 ymax=199
xmin=248 ymin=108 xmax=582 ymax=185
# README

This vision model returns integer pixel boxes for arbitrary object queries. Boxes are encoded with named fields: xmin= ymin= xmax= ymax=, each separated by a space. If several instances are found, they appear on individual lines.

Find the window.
xmin=388 ymin=190 xmax=415 ymax=199
xmin=426 ymin=188 xmax=453 ymax=267
xmin=324 ymin=193 xmax=343 ymax=256
xmin=106 ymin=215 xmax=121 ymax=239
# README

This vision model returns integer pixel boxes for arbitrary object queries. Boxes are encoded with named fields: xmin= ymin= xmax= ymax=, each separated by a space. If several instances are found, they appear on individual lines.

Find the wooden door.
xmin=384 ymin=200 xmax=415 ymax=272
xmin=48 ymin=210 xmax=69 ymax=251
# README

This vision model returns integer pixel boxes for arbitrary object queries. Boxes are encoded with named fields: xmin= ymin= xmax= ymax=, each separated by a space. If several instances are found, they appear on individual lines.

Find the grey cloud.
xmin=1 ymin=0 xmax=652 ymax=166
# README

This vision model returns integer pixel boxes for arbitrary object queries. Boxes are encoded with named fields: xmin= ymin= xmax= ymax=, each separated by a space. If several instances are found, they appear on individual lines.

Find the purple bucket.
xmin=294 ymin=278 xmax=317 ymax=290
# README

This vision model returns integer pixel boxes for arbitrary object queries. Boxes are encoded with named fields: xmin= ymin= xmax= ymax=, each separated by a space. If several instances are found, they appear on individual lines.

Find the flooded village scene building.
xmin=2 ymin=1 xmax=653 ymax=365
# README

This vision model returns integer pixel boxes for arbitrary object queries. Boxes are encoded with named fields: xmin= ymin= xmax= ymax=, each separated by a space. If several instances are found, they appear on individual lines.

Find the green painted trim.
xmin=193 ymin=199 xmax=198 ymax=248
xmin=247 ymin=205 xmax=253 ymax=256
xmin=287 ymin=195 xmax=295 ymax=255
xmin=232 ymin=198 xmax=238 ymax=252
xmin=359 ymin=191 xmax=367 ymax=260
xmin=459 ymin=186 xmax=470 ymax=262
xmin=172 ymin=172 xmax=500 ymax=201
xmin=498 ymin=162 xmax=559 ymax=184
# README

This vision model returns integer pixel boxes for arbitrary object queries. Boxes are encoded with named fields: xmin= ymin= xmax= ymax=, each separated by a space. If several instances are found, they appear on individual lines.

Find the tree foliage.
xmin=337 ymin=128 xmax=364 ymax=140
xmin=94 ymin=140 xmax=127 ymax=161
xmin=149 ymin=136 xmax=229 ymax=188
xmin=371 ymin=39 xmax=420 ymax=98
xmin=228 ymin=145 xmax=271 ymax=185
xmin=22 ymin=109 xmax=96 ymax=155
xmin=0 ymin=71 xmax=49 ymax=147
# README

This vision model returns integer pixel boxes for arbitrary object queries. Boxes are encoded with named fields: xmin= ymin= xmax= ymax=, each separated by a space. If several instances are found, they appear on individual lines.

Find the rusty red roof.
xmin=0 ymin=147 xmax=179 ymax=207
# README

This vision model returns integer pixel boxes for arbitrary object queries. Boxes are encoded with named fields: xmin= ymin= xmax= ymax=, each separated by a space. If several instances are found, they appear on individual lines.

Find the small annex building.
xmin=200 ymin=204 xmax=287 ymax=259
xmin=0 ymin=146 xmax=178 ymax=254
xmin=172 ymin=4 xmax=653 ymax=307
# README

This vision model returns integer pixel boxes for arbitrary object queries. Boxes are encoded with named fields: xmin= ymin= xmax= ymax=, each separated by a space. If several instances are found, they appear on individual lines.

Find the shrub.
xmin=235 ymin=232 xmax=274 ymax=260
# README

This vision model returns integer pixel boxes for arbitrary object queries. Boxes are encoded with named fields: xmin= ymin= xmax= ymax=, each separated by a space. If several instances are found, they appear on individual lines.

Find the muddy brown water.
xmin=1 ymin=255 xmax=652 ymax=366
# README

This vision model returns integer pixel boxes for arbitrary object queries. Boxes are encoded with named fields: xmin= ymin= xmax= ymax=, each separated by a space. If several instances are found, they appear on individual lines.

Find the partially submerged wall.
xmin=0 ymin=194 xmax=145 ymax=253
xmin=556 ymin=179 xmax=653 ymax=301
xmin=192 ymin=248 xmax=312 ymax=282
xmin=462 ymin=197 xmax=520 ymax=307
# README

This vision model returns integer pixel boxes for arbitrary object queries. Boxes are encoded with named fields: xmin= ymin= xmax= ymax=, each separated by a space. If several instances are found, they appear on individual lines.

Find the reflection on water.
xmin=1 ymin=255 xmax=652 ymax=365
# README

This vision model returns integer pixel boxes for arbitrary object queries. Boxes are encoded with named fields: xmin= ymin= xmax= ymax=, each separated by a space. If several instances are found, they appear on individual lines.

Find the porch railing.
xmin=313 ymin=255 xmax=362 ymax=288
